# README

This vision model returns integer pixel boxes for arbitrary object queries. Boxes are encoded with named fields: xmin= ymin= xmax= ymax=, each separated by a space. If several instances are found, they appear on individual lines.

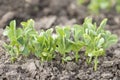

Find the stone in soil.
xmin=27 ymin=62 xmax=37 ymax=71
xmin=0 ymin=11 xmax=16 ymax=28
xmin=65 ymin=62 xmax=78 ymax=71
xmin=75 ymin=70 xmax=89 ymax=79
xmin=101 ymin=72 xmax=113 ymax=79
xmin=35 ymin=16 xmax=56 ymax=30
xmin=102 ymin=61 xmax=114 ymax=67
xmin=114 ymin=49 xmax=120 ymax=58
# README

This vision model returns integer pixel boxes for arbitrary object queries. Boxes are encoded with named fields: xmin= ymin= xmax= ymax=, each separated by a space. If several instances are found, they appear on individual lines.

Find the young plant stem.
xmin=94 ymin=56 xmax=98 ymax=71
xmin=16 ymin=45 xmax=19 ymax=57
xmin=88 ymin=56 xmax=92 ymax=64
xmin=75 ymin=51 xmax=79 ymax=62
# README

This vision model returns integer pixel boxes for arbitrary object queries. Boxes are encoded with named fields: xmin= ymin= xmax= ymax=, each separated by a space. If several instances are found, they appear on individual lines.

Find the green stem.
xmin=75 ymin=51 xmax=79 ymax=62
xmin=88 ymin=56 xmax=92 ymax=64
xmin=16 ymin=45 xmax=19 ymax=57
xmin=94 ymin=56 xmax=98 ymax=71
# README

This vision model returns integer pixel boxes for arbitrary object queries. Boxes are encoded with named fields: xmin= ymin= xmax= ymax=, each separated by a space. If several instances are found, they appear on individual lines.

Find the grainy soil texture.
xmin=0 ymin=0 xmax=120 ymax=80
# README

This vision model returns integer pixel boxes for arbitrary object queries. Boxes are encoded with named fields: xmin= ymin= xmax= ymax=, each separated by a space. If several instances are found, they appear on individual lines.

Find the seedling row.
xmin=3 ymin=18 xmax=118 ymax=71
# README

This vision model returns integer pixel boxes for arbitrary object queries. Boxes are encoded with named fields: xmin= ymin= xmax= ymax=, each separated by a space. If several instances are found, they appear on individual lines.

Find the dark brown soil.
xmin=0 ymin=0 xmax=120 ymax=80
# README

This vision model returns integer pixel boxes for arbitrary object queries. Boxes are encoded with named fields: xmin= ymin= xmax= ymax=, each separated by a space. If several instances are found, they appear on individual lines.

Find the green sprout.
xmin=3 ymin=19 xmax=37 ymax=62
xmin=55 ymin=26 xmax=72 ymax=63
xmin=3 ymin=20 xmax=22 ymax=62
xmin=70 ymin=25 xmax=84 ymax=62
xmin=82 ymin=18 xmax=118 ymax=70
xmin=34 ymin=28 xmax=56 ymax=62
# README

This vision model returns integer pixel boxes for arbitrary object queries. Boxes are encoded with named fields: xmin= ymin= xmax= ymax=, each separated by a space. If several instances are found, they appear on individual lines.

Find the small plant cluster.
xmin=77 ymin=0 xmax=120 ymax=13
xmin=3 ymin=18 xmax=118 ymax=70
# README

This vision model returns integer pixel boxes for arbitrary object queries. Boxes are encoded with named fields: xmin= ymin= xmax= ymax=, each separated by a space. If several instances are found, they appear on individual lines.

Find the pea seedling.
xmin=34 ymin=28 xmax=56 ymax=62
xmin=71 ymin=25 xmax=84 ymax=62
xmin=55 ymin=26 xmax=72 ymax=63
xmin=20 ymin=19 xmax=38 ymax=56
xmin=3 ymin=20 xmax=23 ymax=62
xmin=82 ymin=18 xmax=118 ymax=70
xmin=3 ymin=19 xmax=37 ymax=62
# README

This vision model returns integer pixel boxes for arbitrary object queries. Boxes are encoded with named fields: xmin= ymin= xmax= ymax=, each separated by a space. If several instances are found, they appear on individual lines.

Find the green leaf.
xmin=99 ymin=18 xmax=107 ymax=29
xmin=88 ymin=52 xmax=93 ymax=57
xmin=17 ymin=37 xmax=24 ymax=45
xmin=91 ymin=48 xmax=105 ymax=58
xmin=72 ymin=24 xmax=83 ymax=41
xmin=16 ymin=28 xmax=23 ymax=37
xmin=64 ymin=27 xmax=71 ymax=38
xmin=84 ymin=18 xmax=93 ymax=29
xmin=65 ymin=45 xmax=72 ymax=52
xmin=63 ymin=56 xmax=72 ymax=61
xmin=83 ymin=34 xmax=91 ymax=45
xmin=42 ymin=52 xmax=48 ymax=57
xmin=56 ymin=26 xmax=64 ymax=37
xmin=104 ymin=35 xmax=118 ymax=48
xmin=10 ymin=20 xmax=16 ymax=30
xmin=34 ymin=51 xmax=41 ymax=58
xmin=10 ymin=20 xmax=16 ymax=38
xmin=21 ymin=19 xmax=34 ymax=28
xmin=56 ymin=26 xmax=70 ymax=38
xmin=97 ymin=38 xmax=104 ymax=48
xmin=7 ymin=20 xmax=17 ymax=42
xmin=22 ymin=46 xmax=30 ymax=56
xmin=21 ymin=22 xmax=27 ymax=28
xmin=46 ymin=28 xmax=53 ymax=35
xmin=28 ymin=19 xmax=34 ymax=28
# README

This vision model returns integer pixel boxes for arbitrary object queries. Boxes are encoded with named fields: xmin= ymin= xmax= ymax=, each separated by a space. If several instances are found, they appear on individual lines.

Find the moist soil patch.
xmin=0 ymin=0 xmax=120 ymax=80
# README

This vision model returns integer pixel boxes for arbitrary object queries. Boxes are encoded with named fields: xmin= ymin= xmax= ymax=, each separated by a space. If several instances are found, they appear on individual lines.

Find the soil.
xmin=0 ymin=0 xmax=120 ymax=80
